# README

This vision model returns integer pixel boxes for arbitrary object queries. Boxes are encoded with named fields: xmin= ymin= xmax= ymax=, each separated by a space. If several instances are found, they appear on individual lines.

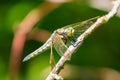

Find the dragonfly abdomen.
xmin=23 ymin=38 xmax=52 ymax=62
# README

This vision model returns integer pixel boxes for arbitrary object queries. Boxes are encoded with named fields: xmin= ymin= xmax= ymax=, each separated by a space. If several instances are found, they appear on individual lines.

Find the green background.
xmin=0 ymin=0 xmax=120 ymax=80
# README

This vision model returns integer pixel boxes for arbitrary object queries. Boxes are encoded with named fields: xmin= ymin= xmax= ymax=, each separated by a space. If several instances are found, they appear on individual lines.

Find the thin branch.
xmin=46 ymin=0 xmax=120 ymax=80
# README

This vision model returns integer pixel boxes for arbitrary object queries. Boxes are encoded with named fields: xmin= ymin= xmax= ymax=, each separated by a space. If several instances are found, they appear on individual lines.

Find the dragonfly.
xmin=23 ymin=17 xmax=99 ymax=64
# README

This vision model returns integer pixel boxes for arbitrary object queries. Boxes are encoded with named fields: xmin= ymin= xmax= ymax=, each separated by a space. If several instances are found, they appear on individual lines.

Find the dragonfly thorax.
xmin=56 ymin=27 xmax=75 ymax=38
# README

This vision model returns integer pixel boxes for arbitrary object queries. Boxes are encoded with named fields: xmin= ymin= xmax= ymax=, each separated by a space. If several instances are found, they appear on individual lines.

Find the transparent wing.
xmin=63 ymin=16 xmax=99 ymax=39
xmin=53 ymin=34 xmax=68 ymax=56
xmin=50 ymin=43 xmax=55 ymax=69
xmin=74 ymin=17 xmax=99 ymax=34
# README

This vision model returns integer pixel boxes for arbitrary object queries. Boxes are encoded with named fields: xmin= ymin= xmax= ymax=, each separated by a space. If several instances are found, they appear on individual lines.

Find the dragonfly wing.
xmin=50 ymin=43 xmax=55 ymax=69
xmin=74 ymin=17 xmax=99 ymax=33
xmin=53 ymin=34 xmax=68 ymax=56
xmin=63 ymin=17 xmax=99 ymax=39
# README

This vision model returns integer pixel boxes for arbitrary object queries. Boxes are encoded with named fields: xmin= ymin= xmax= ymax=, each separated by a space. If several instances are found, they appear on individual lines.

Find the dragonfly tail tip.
xmin=22 ymin=57 xmax=28 ymax=62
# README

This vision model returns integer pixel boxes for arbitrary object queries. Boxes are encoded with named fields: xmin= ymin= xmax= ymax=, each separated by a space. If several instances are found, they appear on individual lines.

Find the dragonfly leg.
xmin=69 ymin=38 xmax=76 ymax=45
xmin=50 ymin=43 xmax=55 ymax=70
xmin=73 ymin=40 xmax=81 ymax=47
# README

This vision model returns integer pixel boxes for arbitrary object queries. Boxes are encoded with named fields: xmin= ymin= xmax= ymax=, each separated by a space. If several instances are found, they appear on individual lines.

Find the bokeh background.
xmin=0 ymin=0 xmax=120 ymax=80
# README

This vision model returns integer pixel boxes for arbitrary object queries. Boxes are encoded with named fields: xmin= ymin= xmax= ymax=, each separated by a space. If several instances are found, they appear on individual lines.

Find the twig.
xmin=46 ymin=0 xmax=120 ymax=80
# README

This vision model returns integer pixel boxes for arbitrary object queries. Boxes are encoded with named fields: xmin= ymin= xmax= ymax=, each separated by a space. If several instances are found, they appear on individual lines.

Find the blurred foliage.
xmin=0 ymin=0 xmax=120 ymax=80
